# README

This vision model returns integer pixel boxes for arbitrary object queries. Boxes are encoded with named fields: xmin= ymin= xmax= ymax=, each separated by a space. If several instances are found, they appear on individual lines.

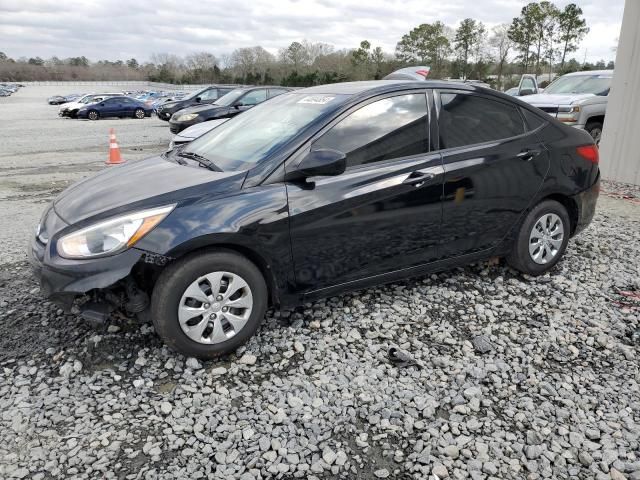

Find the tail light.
xmin=576 ymin=144 xmax=599 ymax=164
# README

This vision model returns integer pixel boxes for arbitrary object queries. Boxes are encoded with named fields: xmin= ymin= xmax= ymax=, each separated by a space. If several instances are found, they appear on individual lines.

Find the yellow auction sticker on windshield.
xmin=297 ymin=95 xmax=335 ymax=105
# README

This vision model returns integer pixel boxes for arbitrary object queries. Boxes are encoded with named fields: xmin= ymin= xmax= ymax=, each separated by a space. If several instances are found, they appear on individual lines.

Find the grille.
xmin=537 ymin=106 xmax=558 ymax=115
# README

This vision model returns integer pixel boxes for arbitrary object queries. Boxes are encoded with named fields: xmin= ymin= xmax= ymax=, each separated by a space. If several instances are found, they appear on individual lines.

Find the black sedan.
xmin=156 ymin=85 xmax=237 ymax=121
xmin=76 ymin=96 xmax=154 ymax=120
xmin=168 ymin=86 xmax=292 ymax=133
xmin=29 ymin=80 xmax=599 ymax=359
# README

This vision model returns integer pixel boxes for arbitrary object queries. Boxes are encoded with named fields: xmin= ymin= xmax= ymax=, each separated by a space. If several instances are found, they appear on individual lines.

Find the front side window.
xmin=438 ymin=93 xmax=525 ymax=149
xmin=313 ymin=94 xmax=429 ymax=168
xmin=240 ymin=89 xmax=268 ymax=106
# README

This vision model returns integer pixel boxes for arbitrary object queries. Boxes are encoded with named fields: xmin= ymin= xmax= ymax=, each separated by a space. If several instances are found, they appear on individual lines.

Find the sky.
xmin=0 ymin=0 xmax=625 ymax=64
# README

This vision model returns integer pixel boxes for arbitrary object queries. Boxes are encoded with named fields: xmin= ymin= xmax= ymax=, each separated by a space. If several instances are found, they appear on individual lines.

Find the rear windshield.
xmin=183 ymin=93 xmax=348 ymax=171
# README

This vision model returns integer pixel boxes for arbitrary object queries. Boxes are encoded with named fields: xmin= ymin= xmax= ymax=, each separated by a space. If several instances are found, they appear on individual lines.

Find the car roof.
xmin=297 ymin=80 xmax=476 ymax=96
xmin=564 ymin=69 xmax=613 ymax=77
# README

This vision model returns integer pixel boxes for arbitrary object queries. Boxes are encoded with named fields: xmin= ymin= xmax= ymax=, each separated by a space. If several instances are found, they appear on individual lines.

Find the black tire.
xmin=150 ymin=250 xmax=268 ymax=359
xmin=506 ymin=200 xmax=571 ymax=275
xmin=134 ymin=108 xmax=145 ymax=119
xmin=585 ymin=120 xmax=603 ymax=145
xmin=87 ymin=110 xmax=99 ymax=121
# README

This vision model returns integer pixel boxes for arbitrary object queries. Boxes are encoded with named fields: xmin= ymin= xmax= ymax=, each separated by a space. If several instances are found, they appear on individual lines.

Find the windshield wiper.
xmin=177 ymin=151 xmax=222 ymax=171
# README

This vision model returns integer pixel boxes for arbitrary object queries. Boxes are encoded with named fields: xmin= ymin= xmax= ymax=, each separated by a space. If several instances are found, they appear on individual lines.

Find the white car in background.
xmin=519 ymin=70 xmax=612 ymax=144
xmin=58 ymin=93 xmax=121 ymax=118
xmin=169 ymin=118 xmax=230 ymax=149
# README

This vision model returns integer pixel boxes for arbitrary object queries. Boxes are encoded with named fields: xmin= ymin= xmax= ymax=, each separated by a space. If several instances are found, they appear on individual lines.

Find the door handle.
xmin=516 ymin=149 xmax=541 ymax=161
xmin=403 ymin=171 xmax=436 ymax=187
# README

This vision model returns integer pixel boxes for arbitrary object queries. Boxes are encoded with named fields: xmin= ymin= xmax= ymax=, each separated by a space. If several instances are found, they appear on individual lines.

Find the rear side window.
xmin=438 ymin=92 xmax=525 ymax=149
xmin=314 ymin=93 xmax=428 ymax=168
xmin=520 ymin=108 xmax=548 ymax=131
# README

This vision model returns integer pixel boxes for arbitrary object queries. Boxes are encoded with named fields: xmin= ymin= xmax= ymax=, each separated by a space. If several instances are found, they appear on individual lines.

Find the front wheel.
xmin=151 ymin=250 xmax=268 ymax=359
xmin=87 ymin=110 xmax=99 ymax=121
xmin=585 ymin=121 xmax=603 ymax=145
xmin=506 ymin=200 xmax=570 ymax=275
xmin=134 ymin=108 xmax=145 ymax=119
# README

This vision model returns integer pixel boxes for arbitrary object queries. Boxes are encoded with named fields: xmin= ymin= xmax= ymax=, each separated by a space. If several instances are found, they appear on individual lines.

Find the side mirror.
xmin=99 ymin=103 xmax=105 ymax=106
xmin=518 ymin=88 xmax=535 ymax=96
xmin=288 ymin=149 xmax=346 ymax=180
xmin=195 ymin=96 xmax=201 ymax=102
xmin=233 ymin=101 xmax=244 ymax=108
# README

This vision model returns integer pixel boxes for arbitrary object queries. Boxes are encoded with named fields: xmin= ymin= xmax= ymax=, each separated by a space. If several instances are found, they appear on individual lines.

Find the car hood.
xmin=160 ymin=99 xmax=189 ymax=111
xmin=175 ymin=118 xmax=230 ymax=140
xmin=520 ymin=93 xmax=596 ymax=106
xmin=53 ymin=156 xmax=246 ymax=225
xmin=59 ymin=100 xmax=84 ymax=110
xmin=178 ymin=104 xmax=232 ymax=118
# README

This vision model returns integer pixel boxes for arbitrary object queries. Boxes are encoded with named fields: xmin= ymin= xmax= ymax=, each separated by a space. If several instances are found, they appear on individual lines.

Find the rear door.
xmin=120 ymin=97 xmax=136 ymax=116
xmin=286 ymin=91 xmax=444 ymax=292
xmin=435 ymin=90 xmax=549 ymax=258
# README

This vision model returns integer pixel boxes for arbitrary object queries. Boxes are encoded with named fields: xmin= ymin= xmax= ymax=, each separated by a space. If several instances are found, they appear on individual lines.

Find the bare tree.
xmin=490 ymin=24 xmax=513 ymax=90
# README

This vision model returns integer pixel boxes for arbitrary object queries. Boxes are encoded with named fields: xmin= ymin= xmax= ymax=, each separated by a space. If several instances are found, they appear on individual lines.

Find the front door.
xmin=286 ymin=92 xmax=444 ymax=293
xmin=435 ymin=90 xmax=550 ymax=258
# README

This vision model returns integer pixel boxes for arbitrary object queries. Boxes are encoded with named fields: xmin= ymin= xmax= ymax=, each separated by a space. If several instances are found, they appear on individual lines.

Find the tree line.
xmin=0 ymin=2 xmax=614 ymax=90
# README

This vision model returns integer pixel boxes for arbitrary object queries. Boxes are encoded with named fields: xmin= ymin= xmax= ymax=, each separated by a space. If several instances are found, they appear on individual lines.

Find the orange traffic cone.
xmin=106 ymin=128 xmax=124 ymax=165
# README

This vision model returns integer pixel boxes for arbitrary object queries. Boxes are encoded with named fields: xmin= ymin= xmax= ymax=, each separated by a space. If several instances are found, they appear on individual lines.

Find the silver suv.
xmin=519 ymin=70 xmax=612 ymax=144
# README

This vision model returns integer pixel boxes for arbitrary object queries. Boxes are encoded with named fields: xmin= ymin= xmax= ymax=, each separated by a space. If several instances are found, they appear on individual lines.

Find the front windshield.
xmin=183 ymin=92 xmax=348 ymax=171
xmin=78 ymin=95 xmax=94 ymax=104
xmin=213 ymin=89 xmax=245 ymax=107
xmin=544 ymin=74 xmax=612 ymax=96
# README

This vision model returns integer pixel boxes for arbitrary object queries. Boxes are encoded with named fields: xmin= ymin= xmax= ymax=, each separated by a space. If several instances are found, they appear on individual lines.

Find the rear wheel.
xmin=134 ymin=108 xmax=145 ymax=119
xmin=87 ymin=110 xmax=99 ymax=121
xmin=585 ymin=121 xmax=603 ymax=145
xmin=507 ymin=200 xmax=570 ymax=275
xmin=151 ymin=250 xmax=268 ymax=359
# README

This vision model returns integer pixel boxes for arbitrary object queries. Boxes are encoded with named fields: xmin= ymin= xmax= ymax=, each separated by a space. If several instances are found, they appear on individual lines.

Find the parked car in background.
xmin=519 ymin=70 xmax=612 ymax=144
xmin=30 ymin=80 xmax=599 ymax=359
xmin=77 ymin=96 xmax=154 ymax=120
xmin=59 ymin=93 xmax=121 ymax=118
xmin=383 ymin=66 xmax=431 ymax=80
xmin=1 ymin=83 xmax=19 ymax=93
xmin=49 ymin=93 xmax=81 ymax=105
xmin=169 ymin=86 xmax=292 ymax=133
xmin=169 ymin=118 xmax=230 ymax=149
xmin=156 ymin=85 xmax=238 ymax=121
xmin=0 ymin=88 xmax=11 ymax=97
xmin=48 ymin=95 xmax=67 ymax=104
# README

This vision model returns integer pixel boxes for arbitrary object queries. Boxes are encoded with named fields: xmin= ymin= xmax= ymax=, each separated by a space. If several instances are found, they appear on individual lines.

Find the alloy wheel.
xmin=88 ymin=111 xmax=98 ymax=120
xmin=178 ymin=271 xmax=254 ymax=344
xmin=528 ymin=213 xmax=564 ymax=264
xmin=589 ymin=127 xmax=602 ymax=145
xmin=135 ymin=109 xmax=145 ymax=119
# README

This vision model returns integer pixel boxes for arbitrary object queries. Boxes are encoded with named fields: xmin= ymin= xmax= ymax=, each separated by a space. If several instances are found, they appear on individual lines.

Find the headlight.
xmin=557 ymin=105 xmax=580 ymax=122
xmin=57 ymin=205 xmax=175 ymax=259
xmin=176 ymin=113 xmax=198 ymax=122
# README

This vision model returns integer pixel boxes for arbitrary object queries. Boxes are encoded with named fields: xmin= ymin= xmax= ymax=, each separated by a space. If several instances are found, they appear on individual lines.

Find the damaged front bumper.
xmin=28 ymin=232 xmax=146 ymax=309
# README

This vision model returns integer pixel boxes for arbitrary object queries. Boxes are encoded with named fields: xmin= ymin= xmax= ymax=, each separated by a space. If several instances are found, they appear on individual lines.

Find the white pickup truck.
xmin=516 ymin=70 xmax=612 ymax=144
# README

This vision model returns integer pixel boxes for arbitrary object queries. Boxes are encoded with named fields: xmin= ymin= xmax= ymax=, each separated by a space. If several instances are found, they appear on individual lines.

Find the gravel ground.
xmin=1 ymin=86 xmax=639 ymax=480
